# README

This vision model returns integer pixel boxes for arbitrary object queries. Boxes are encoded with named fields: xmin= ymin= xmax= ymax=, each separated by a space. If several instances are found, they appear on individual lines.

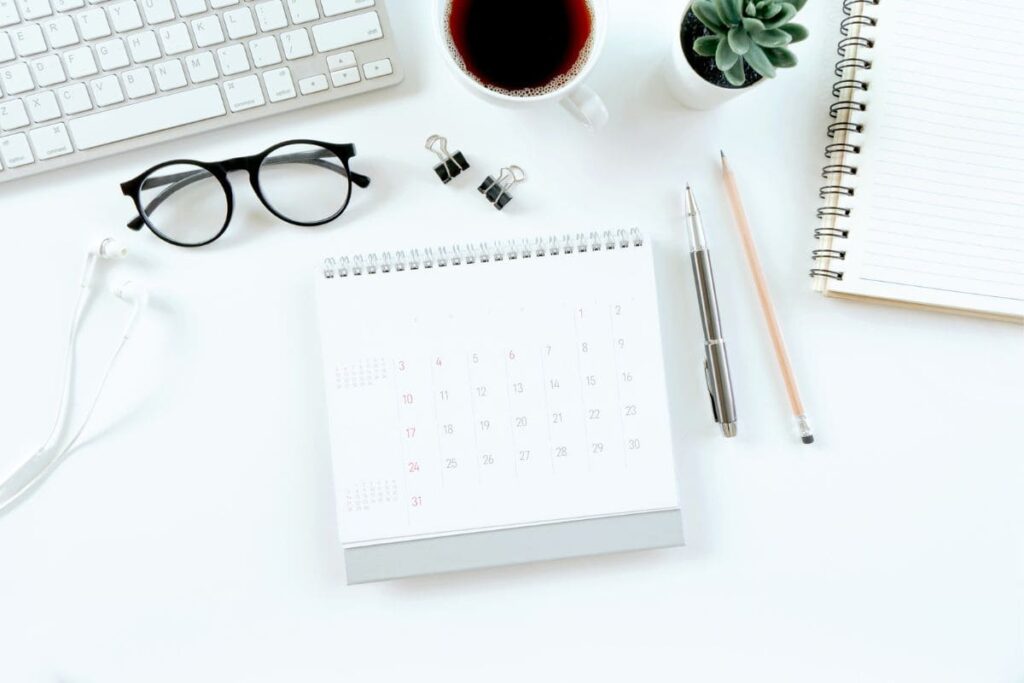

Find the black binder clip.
xmin=478 ymin=166 xmax=526 ymax=211
xmin=426 ymin=134 xmax=470 ymax=184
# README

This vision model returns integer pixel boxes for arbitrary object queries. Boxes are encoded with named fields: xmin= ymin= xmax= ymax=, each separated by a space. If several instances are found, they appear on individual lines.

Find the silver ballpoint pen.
xmin=685 ymin=184 xmax=738 ymax=438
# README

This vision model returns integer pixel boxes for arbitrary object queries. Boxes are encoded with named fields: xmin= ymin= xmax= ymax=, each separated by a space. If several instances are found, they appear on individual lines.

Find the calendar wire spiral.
xmin=323 ymin=228 xmax=645 ymax=279
xmin=812 ymin=0 xmax=880 ymax=284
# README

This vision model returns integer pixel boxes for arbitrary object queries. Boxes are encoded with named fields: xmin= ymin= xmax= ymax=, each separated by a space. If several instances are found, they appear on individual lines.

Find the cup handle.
xmin=560 ymin=84 xmax=609 ymax=129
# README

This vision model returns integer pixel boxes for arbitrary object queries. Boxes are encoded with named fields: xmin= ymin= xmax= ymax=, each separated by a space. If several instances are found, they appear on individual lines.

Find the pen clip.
xmin=704 ymin=359 xmax=721 ymax=424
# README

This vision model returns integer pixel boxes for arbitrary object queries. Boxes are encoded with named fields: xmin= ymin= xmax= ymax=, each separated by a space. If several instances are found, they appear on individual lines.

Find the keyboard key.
xmin=285 ymin=0 xmax=316 ymax=24
xmin=185 ymin=50 xmax=216 ymax=81
xmin=108 ymin=0 xmax=142 ymax=31
xmin=216 ymin=43 xmax=247 ymax=75
xmin=280 ymin=28 xmax=310 ymax=59
xmin=122 ymin=65 xmax=154 ymax=97
xmin=222 ymin=73 xmax=262 ymax=111
xmin=312 ymin=11 xmax=381 ymax=53
xmin=89 ymin=74 xmax=123 ymax=105
xmin=153 ymin=57 xmax=185 ymax=89
xmin=254 ymin=0 xmax=285 ymax=31
xmin=224 ymin=6 xmax=255 ymax=39
xmin=29 ymin=122 xmax=73 ymax=159
xmin=262 ymin=66 xmax=293 ymax=102
xmin=127 ymin=30 xmax=159 ymax=62
xmin=191 ymin=15 xmax=224 ymax=48
xmin=12 ymin=23 xmax=47 ymax=56
xmin=52 ymin=0 xmax=84 ymax=10
xmin=76 ymin=7 xmax=110 ymax=40
xmin=330 ymin=65 xmax=357 ymax=87
xmin=298 ymin=73 xmax=325 ymax=94
xmin=56 ymin=82 xmax=91 ymax=113
xmin=173 ymin=0 xmax=204 ymax=16
xmin=321 ymin=0 xmax=372 ymax=17
xmin=1 ymin=61 xmax=33 ymax=93
xmin=41 ymin=14 xmax=78 ymax=48
xmin=0 ymin=32 xmax=13 ymax=62
xmin=64 ymin=45 xmax=97 ymax=77
xmin=0 ymin=0 xmax=19 ymax=26
xmin=139 ymin=0 xmax=172 ymax=24
xmin=69 ymin=84 xmax=225 ymax=148
xmin=27 ymin=90 xmax=60 ymax=121
xmin=325 ymin=50 xmax=354 ymax=70
xmin=362 ymin=57 xmax=390 ymax=79
xmin=0 ymin=98 xmax=28 ymax=129
xmin=30 ymin=54 xmax=66 ymax=86
xmin=17 ymin=0 xmax=52 ymax=20
xmin=158 ymin=22 xmax=192 ymax=54
xmin=0 ymin=132 xmax=33 ymax=167
xmin=208 ymin=0 xmax=235 ymax=8
xmin=248 ymin=35 xmax=280 ymax=67
xmin=96 ymin=37 xmax=129 ymax=69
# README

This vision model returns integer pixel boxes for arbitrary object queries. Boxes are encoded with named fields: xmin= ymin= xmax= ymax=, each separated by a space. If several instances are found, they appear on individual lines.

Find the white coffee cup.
xmin=434 ymin=0 xmax=609 ymax=129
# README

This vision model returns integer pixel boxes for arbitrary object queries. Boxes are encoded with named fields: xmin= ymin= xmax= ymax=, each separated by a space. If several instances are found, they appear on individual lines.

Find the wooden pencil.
xmin=720 ymin=151 xmax=815 ymax=445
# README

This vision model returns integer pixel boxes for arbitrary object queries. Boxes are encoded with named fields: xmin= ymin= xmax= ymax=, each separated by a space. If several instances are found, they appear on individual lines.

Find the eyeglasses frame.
xmin=120 ymin=140 xmax=371 ymax=248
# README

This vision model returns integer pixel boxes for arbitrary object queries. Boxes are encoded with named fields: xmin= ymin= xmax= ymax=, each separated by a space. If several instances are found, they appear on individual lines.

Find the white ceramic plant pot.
xmin=663 ymin=1 xmax=763 ymax=110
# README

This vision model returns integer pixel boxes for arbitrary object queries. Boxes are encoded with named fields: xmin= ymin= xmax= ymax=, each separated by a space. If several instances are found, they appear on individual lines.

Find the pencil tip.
xmin=685 ymin=182 xmax=691 ymax=190
xmin=802 ymin=434 xmax=815 ymax=445
xmin=720 ymin=150 xmax=727 ymax=163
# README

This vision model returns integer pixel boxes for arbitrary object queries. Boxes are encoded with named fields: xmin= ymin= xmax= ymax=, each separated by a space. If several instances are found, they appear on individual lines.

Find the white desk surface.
xmin=1 ymin=1 xmax=1022 ymax=680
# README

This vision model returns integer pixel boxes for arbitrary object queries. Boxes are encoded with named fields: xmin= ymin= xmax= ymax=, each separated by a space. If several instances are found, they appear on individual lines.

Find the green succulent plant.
xmin=691 ymin=0 xmax=809 ymax=86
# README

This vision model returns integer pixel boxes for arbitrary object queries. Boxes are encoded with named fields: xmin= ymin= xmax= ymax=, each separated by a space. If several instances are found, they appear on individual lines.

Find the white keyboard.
xmin=0 ymin=0 xmax=401 ymax=183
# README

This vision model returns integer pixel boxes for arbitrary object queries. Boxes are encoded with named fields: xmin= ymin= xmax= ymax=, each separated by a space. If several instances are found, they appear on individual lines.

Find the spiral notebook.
xmin=813 ymin=0 xmax=1024 ymax=323
xmin=315 ymin=230 xmax=684 ymax=583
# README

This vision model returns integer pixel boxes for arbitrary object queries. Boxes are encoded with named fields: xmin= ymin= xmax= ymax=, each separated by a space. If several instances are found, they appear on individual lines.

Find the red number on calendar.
xmin=398 ymin=360 xmax=407 ymax=371
xmin=406 ymin=427 xmax=416 ymax=438
xmin=411 ymin=496 xmax=423 ymax=507
xmin=436 ymin=357 xmax=443 ymax=367
xmin=508 ymin=350 xmax=516 ymax=360
xmin=408 ymin=462 xmax=420 ymax=473
xmin=401 ymin=393 xmax=414 ymax=404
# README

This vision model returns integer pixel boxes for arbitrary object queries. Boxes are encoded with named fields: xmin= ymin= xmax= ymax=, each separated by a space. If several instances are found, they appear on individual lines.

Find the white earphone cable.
xmin=0 ymin=245 xmax=140 ymax=517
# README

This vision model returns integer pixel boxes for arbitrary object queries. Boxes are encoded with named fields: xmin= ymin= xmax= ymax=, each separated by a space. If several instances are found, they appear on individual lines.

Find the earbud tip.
xmin=99 ymin=238 xmax=128 ymax=259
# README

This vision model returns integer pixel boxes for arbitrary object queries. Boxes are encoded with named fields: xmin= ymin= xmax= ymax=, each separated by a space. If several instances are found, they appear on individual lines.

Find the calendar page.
xmin=316 ymin=236 xmax=680 ymax=548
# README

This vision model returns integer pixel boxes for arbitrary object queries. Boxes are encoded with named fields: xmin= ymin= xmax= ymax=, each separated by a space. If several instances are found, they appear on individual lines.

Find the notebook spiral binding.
xmin=812 ymin=0 xmax=880 ymax=283
xmin=322 ymin=228 xmax=644 ymax=279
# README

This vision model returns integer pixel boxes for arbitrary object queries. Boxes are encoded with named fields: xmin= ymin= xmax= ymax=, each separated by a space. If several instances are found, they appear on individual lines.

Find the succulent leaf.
xmin=693 ymin=0 xmax=728 ymax=33
xmin=744 ymin=43 xmax=777 ymax=78
xmin=716 ymin=36 xmax=740 ymax=70
xmin=741 ymin=17 xmax=765 ymax=33
xmin=780 ymin=23 xmax=809 ymax=43
xmin=746 ymin=1 xmax=756 ymax=16
xmin=764 ymin=3 xmax=796 ymax=29
xmin=725 ymin=57 xmax=747 ymax=86
xmin=759 ymin=2 xmax=783 ymax=19
xmin=790 ymin=0 xmax=807 ymax=10
xmin=752 ymin=28 xmax=792 ymax=47
xmin=727 ymin=26 xmax=752 ymax=54
xmin=694 ymin=35 xmax=721 ymax=57
xmin=715 ymin=0 xmax=743 ymax=24
xmin=764 ymin=46 xmax=798 ymax=68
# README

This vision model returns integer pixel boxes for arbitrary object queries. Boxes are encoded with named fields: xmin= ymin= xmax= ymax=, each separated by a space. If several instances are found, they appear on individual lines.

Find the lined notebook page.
xmin=831 ymin=0 xmax=1024 ymax=320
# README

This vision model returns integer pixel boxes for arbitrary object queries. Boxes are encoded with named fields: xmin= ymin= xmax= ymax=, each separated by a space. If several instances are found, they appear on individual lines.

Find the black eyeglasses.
xmin=120 ymin=140 xmax=369 ymax=248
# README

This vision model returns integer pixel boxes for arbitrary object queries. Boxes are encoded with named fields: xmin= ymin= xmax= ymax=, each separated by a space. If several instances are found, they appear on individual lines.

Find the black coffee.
xmin=447 ymin=0 xmax=594 ymax=95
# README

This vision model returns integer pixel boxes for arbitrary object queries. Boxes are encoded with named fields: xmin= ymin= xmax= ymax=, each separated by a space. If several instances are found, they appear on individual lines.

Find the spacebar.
xmin=69 ymin=86 xmax=227 ymax=151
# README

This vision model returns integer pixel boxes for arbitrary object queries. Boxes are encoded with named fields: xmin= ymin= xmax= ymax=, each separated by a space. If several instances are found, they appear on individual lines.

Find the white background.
xmin=1 ymin=0 xmax=1022 ymax=681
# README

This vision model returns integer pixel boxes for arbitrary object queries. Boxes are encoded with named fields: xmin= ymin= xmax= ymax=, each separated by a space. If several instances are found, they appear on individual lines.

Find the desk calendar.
xmin=316 ymin=230 xmax=684 ymax=583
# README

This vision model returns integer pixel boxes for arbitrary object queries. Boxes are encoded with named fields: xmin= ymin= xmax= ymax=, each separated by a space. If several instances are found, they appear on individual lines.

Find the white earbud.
xmin=0 ymin=239 xmax=146 ymax=517
xmin=112 ymin=280 xmax=149 ymax=339
xmin=81 ymin=237 xmax=128 ymax=288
